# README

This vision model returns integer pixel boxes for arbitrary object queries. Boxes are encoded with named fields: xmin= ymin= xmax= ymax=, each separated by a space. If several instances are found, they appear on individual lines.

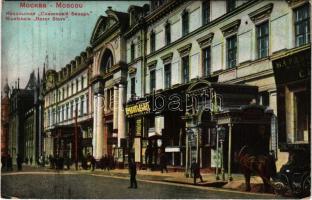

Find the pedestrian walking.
xmin=160 ymin=152 xmax=168 ymax=173
xmin=16 ymin=154 xmax=22 ymax=171
xmin=90 ymin=155 xmax=96 ymax=171
xmin=99 ymin=155 xmax=105 ymax=170
xmin=104 ymin=155 xmax=109 ymax=171
xmin=7 ymin=154 xmax=13 ymax=171
xmin=128 ymin=156 xmax=137 ymax=189
xmin=191 ymin=159 xmax=203 ymax=185
xmin=30 ymin=157 xmax=33 ymax=165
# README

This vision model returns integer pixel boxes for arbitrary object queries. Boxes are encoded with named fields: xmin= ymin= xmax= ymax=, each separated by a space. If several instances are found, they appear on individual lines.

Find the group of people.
xmin=99 ymin=154 xmax=115 ymax=171
xmin=48 ymin=154 xmax=71 ymax=170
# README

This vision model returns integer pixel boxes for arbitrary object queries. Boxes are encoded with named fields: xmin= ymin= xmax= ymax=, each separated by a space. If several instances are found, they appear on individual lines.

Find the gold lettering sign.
xmin=126 ymin=102 xmax=150 ymax=117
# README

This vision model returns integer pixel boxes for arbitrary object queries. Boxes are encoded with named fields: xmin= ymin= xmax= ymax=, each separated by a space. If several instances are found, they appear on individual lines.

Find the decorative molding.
xmin=128 ymin=66 xmax=137 ymax=75
xmin=285 ymin=0 xmax=309 ymax=8
xmin=147 ymin=60 xmax=157 ymax=69
xmin=196 ymin=33 xmax=214 ymax=48
xmin=177 ymin=43 xmax=192 ymax=57
xmin=248 ymin=3 xmax=273 ymax=24
xmin=160 ymin=52 xmax=173 ymax=64
xmin=220 ymin=19 xmax=241 ymax=37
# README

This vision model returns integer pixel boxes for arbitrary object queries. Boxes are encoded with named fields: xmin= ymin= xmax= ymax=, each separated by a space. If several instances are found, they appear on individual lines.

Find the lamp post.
xmin=215 ymin=127 xmax=220 ymax=180
xmin=218 ymin=126 xmax=226 ymax=181
xmin=185 ymin=128 xmax=194 ymax=177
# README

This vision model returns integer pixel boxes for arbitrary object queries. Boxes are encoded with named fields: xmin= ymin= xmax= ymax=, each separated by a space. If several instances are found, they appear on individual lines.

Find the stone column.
xmin=95 ymin=94 xmax=104 ymax=159
xmin=118 ymin=84 xmax=126 ymax=147
xmin=92 ymin=95 xmax=98 ymax=157
xmin=113 ymin=85 xmax=119 ymax=131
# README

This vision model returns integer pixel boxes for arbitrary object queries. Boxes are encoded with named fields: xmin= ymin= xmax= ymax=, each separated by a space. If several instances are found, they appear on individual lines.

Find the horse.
xmin=234 ymin=145 xmax=276 ymax=192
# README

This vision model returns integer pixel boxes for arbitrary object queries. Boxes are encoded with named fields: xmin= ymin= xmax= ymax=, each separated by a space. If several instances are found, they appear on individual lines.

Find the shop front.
xmin=272 ymin=45 xmax=311 ymax=165
xmin=125 ymin=99 xmax=151 ymax=168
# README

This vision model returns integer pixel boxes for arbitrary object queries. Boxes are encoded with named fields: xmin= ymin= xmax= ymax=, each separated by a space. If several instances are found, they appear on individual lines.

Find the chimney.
xmin=17 ymin=77 xmax=20 ymax=89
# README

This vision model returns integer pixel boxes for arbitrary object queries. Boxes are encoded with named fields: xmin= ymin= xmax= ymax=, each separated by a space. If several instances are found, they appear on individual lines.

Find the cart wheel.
xmin=302 ymin=175 xmax=311 ymax=197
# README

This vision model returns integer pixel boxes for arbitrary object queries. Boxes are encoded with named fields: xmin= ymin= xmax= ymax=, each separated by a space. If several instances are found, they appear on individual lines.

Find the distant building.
xmin=8 ymin=74 xmax=35 ymax=163
xmin=1 ymin=80 xmax=10 ymax=157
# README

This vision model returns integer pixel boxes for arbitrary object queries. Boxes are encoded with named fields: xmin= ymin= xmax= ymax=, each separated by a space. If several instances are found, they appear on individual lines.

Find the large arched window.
xmin=100 ymin=49 xmax=113 ymax=73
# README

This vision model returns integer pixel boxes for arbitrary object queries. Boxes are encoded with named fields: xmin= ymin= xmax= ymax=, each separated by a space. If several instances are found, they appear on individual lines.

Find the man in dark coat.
xmin=128 ymin=156 xmax=137 ymax=189
xmin=191 ymin=159 xmax=203 ymax=185
xmin=160 ymin=153 xmax=168 ymax=173
xmin=16 ymin=154 xmax=22 ymax=171
xmin=90 ymin=155 xmax=96 ymax=171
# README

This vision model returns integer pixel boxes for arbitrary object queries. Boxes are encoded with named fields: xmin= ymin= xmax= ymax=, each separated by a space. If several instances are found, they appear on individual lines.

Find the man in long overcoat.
xmin=191 ymin=159 xmax=203 ymax=185
xmin=128 ymin=156 xmax=137 ymax=189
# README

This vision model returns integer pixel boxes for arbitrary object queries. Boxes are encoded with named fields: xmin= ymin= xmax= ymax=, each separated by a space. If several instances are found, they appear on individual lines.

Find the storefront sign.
xmin=136 ymin=118 xmax=142 ymax=136
xmin=165 ymin=147 xmax=180 ymax=152
xmin=126 ymin=101 xmax=150 ymax=117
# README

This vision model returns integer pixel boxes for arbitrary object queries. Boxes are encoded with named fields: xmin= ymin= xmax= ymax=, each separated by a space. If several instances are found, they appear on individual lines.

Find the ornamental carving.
xmin=147 ymin=60 xmax=157 ymax=69
xmin=160 ymin=52 xmax=173 ymax=64
xmin=248 ymin=3 xmax=273 ymax=24
xmin=128 ymin=66 xmax=137 ymax=75
xmin=220 ymin=19 xmax=241 ymax=37
xmin=177 ymin=43 xmax=192 ymax=57
xmin=196 ymin=33 xmax=214 ymax=48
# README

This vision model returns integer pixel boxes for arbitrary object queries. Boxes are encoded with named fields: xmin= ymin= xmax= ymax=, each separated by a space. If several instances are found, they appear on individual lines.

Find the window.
xmin=131 ymin=77 xmax=136 ymax=96
xmin=67 ymin=85 xmax=69 ymax=97
xmin=256 ymin=22 xmax=269 ymax=58
xmin=182 ymin=56 xmax=189 ymax=83
xmin=164 ymin=63 xmax=171 ymax=89
xmin=131 ymin=42 xmax=135 ymax=61
xmin=150 ymin=31 xmax=155 ymax=53
xmin=61 ymin=105 xmax=64 ymax=121
xmin=202 ymin=47 xmax=211 ymax=76
xmin=150 ymin=70 xmax=156 ymax=92
xmin=85 ymin=94 xmax=88 ymax=114
xmin=227 ymin=0 xmax=236 ymax=12
xmin=76 ymin=79 xmax=79 ymax=92
xmin=182 ymin=11 xmax=189 ymax=36
xmin=110 ymin=88 xmax=114 ymax=110
xmin=294 ymin=90 xmax=309 ymax=142
xmin=80 ymin=96 xmax=84 ymax=116
xmin=294 ymin=4 xmax=310 ymax=47
xmin=66 ymin=104 xmax=69 ymax=120
xmin=202 ymin=0 xmax=210 ymax=25
xmin=227 ymin=35 xmax=237 ymax=69
xmin=71 ymin=82 xmax=74 ymax=95
xmin=258 ymin=91 xmax=269 ymax=107
xmin=70 ymin=101 xmax=74 ymax=119
xmin=75 ymin=99 xmax=79 ymax=117
xmin=165 ymin=23 xmax=171 ymax=45
xmin=81 ymin=76 xmax=84 ymax=89
xmin=62 ymin=88 xmax=65 ymax=99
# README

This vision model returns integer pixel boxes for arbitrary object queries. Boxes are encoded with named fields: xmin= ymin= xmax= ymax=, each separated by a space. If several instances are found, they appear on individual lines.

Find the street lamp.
xmin=218 ymin=126 xmax=226 ymax=181
xmin=185 ymin=128 xmax=194 ymax=177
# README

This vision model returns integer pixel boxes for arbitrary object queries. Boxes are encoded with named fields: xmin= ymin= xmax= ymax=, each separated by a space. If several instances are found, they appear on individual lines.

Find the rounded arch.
xmin=99 ymin=48 xmax=114 ymax=74
xmin=186 ymin=79 xmax=211 ymax=93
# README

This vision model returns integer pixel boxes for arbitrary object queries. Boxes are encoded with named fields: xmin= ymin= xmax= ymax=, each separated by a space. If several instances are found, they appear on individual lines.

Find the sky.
xmin=1 ymin=1 xmax=148 ymax=91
